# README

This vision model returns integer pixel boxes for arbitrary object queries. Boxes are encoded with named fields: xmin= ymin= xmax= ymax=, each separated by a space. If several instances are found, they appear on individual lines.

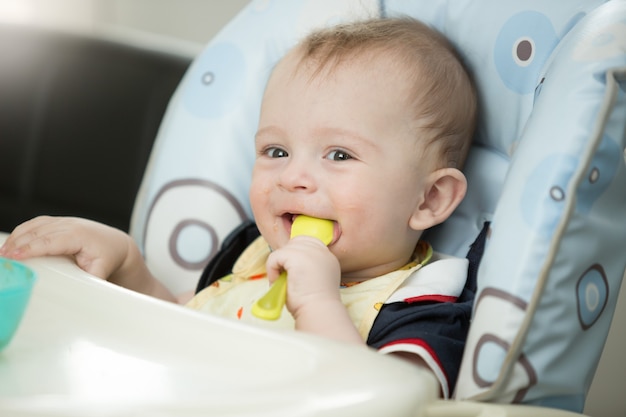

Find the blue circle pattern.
xmin=521 ymin=154 xmax=575 ymax=236
xmin=494 ymin=11 xmax=559 ymax=95
xmin=577 ymin=265 xmax=608 ymax=330
xmin=577 ymin=134 xmax=621 ymax=215
xmin=182 ymin=42 xmax=246 ymax=118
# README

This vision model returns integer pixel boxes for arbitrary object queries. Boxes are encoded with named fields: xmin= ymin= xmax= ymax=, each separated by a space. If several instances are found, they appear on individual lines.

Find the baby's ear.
xmin=409 ymin=168 xmax=467 ymax=231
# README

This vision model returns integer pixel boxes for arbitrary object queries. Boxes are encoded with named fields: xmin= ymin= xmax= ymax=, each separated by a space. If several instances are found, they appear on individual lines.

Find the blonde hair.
xmin=297 ymin=17 xmax=477 ymax=169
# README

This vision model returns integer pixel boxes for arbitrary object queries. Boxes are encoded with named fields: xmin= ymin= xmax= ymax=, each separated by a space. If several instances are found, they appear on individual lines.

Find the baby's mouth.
xmin=281 ymin=213 xmax=298 ymax=230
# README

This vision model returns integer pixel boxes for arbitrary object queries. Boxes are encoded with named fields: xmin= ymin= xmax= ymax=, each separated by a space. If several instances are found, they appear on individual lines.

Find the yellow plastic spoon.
xmin=251 ymin=215 xmax=334 ymax=320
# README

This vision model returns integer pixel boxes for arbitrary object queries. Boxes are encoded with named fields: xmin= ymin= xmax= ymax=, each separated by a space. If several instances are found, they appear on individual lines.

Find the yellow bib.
xmin=186 ymin=237 xmax=432 ymax=340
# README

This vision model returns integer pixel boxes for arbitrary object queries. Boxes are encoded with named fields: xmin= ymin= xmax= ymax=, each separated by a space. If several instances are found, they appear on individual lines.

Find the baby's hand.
xmin=0 ymin=216 xmax=131 ymax=280
xmin=265 ymin=235 xmax=341 ymax=317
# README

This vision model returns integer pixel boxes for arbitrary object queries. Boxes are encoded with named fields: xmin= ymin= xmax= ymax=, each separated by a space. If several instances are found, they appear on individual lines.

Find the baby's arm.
xmin=0 ymin=216 xmax=177 ymax=303
xmin=265 ymin=236 xmax=363 ymax=345
xmin=266 ymin=238 xmax=443 ymax=393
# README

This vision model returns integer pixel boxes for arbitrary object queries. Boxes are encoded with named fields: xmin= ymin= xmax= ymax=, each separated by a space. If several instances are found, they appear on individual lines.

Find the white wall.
xmin=0 ymin=0 xmax=248 ymax=45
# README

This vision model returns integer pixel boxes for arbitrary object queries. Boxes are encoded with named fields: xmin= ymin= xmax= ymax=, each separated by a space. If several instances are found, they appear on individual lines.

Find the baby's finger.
xmin=2 ymin=226 xmax=80 ymax=260
xmin=1 ymin=216 xmax=58 ymax=248
xmin=265 ymin=251 xmax=284 ymax=284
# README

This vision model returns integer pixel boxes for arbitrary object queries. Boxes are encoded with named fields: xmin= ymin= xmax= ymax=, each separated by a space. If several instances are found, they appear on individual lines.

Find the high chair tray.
xmin=0 ymin=233 xmax=437 ymax=416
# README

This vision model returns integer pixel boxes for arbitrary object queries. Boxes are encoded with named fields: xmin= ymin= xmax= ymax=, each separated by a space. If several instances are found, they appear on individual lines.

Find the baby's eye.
xmin=326 ymin=149 xmax=353 ymax=161
xmin=263 ymin=147 xmax=289 ymax=158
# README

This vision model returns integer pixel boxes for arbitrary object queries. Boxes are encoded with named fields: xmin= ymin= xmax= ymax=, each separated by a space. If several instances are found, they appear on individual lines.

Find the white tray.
xmin=0 ymin=234 xmax=437 ymax=416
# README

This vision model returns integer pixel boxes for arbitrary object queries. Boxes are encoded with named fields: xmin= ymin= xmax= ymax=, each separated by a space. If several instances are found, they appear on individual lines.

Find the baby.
xmin=1 ymin=17 xmax=477 ymax=397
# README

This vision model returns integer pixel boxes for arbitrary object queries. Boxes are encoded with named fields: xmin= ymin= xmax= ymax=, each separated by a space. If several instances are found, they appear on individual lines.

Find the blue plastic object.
xmin=0 ymin=258 xmax=36 ymax=351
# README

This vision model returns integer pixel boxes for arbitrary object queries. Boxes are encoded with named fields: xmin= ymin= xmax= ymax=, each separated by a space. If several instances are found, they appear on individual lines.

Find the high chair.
xmin=129 ymin=0 xmax=626 ymax=415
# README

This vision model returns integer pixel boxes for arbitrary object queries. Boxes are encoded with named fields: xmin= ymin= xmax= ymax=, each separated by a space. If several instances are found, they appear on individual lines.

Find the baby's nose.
xmin=278 ymin=159 xmax=317 ymax=192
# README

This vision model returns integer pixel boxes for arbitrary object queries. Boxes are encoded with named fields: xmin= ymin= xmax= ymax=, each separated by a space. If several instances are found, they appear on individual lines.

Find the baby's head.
xmin=296 ymin=17 xmax=477 ymax=170
xmin=252 ymin=17 xmax=477 ymax=279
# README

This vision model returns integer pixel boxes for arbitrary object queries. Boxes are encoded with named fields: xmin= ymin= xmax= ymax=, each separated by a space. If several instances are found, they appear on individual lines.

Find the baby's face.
xmin=250 ymin=50 xmax=432 ymax=280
